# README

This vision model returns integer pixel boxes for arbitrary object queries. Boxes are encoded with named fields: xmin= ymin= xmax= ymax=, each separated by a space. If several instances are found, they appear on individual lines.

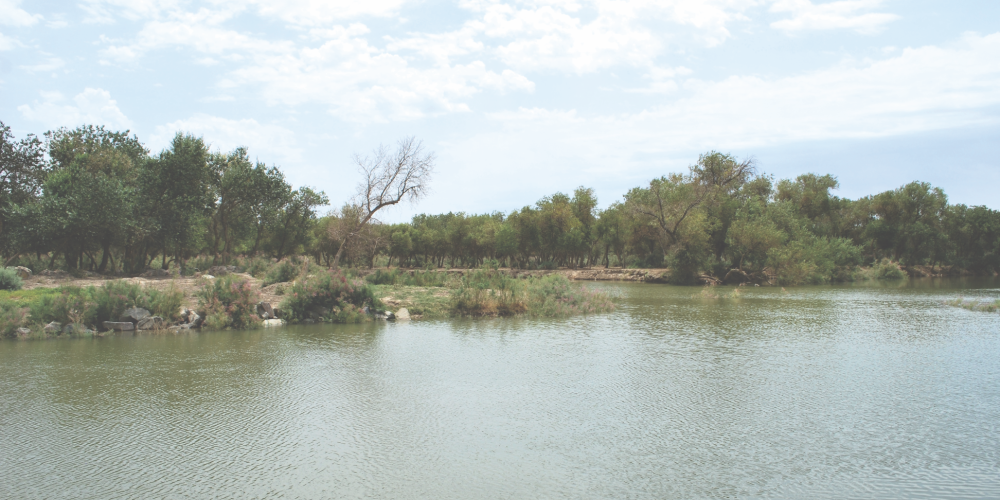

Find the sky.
xmin=1 ymin=0 xmax=998 ymax=220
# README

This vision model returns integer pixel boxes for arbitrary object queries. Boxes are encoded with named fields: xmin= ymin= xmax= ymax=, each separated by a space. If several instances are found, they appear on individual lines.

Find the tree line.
xmin=2 ymin=121 xmax=998 ymax=284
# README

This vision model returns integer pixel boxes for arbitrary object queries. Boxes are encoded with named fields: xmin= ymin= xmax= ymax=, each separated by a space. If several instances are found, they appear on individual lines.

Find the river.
xmin=1 ymin=279 xmax=999 ymax=499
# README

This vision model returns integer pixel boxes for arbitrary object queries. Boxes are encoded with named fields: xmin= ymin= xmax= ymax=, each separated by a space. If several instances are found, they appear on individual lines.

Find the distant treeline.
xmin=2 ymin=121 xmax=998 ymax=285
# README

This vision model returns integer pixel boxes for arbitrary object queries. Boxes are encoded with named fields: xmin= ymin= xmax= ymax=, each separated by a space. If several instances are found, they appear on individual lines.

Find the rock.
xmin=142 ymin=268 xmax=171 ymax=277
xmin=272 ymin=306 xmax=282 ymax=318
xmin=207 ymin=265 xmax=238 ymax=276
xmin=258 ymin=302 xmax=274 ymax=319
xmin=137 ymin=316 xmax=166 ymax=330
xmin=120 ymin=307 xmax=151 ymax=323
xmin=9 ymin=266 xmax=32 ymax=279
xmin=16 ymin=327 xmax=31 ymax=337
xmin=43 ymin=322 xmax=62 ymax=334
xmin=38 ymin=269 xmax=68 ymax=277
xmin=385 ymin=311 xmax=395 ymax=321
xmin=395 ymin=308 xmax=410 ymax=320
xmin=169 ymin=323 xmax=194 ymax=331
xmin=262 ymin=319 xmax=285 ymax=327
xmin=103 ymin=321 xmax=135 ymax=331
xmin=187 ymin=311 xmax=202 ymax=327
xmin=373 ymin=312 xmax=388 ymax=320
xmin=202 ymin=274 xmax=215 ymax=280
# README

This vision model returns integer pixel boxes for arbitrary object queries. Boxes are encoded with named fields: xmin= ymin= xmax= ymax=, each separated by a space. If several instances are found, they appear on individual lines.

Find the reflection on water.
xmin=1 ymin=279 xmax=999 ymax=499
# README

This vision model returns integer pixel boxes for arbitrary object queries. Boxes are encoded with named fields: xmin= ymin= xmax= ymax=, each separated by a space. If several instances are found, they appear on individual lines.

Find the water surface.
xmin=2 ymin=279 xmax=999 ymax=499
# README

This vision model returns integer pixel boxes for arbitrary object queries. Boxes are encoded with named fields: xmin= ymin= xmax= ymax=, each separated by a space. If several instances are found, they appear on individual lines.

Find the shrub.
xmin=264 ymin=259 xmax=301 ymax=285
xmin=874 ymin=259 xmax=907 ymax=280
xmin=0 ymin=268 xmax=23 ymax=291
xmin=451 ymin=268 xmax=527 ymax=317
xmin=241 ymin=256 xmax=275 ymax=278
xmin=28 ymin=287 xmax=95 ymax=327
xmin=526 ymin=274 xmax=616 ymax=317
xmin=281 ymin=270 xmax=381 ymax=323
xmin=196 ymin=275 xmax=262 ymax=329
xmin=366 ymin=268 xmax=450 ymax=287
xmin=0 ymin=301 xmax=30 ymax=339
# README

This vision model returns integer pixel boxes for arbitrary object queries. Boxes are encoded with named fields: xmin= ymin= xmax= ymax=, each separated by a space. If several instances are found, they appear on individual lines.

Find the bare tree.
xmin=331 ymin=137 xmax=434 ymax=267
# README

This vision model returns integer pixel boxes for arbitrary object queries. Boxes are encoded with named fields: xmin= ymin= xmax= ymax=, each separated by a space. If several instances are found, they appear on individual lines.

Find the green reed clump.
xmin=525 ymin=274 xmax=616 ymax=317
xmin=0 ymin=301 xmax=30 ymax=339
xmin=0 ymin=268 xmax=23 ymax=291
xmin=281 ymin=270 xmax=381 ymax=323
xmin=366 ymin=268 xmax=451 ymax=287
xmin=944 ymin=297 xmax=1000 ymax=313
xmin=196 ymin=275 xmax=262 ymax=329
xmin=451 ymin=268 xmax=528 ymax=317
xmin=87 ymin=280 xmax=184 ymax=324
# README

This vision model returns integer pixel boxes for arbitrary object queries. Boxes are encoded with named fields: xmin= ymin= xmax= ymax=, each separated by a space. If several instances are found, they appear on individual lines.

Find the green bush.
xmin=366 ymin=268 xmax=450 ymax=287
xmin=451 ymin=268 xmax=527 ymax=317
xmin=874 ymin=259 xmax=907 ymax=280
xmin=526 ymin=274 xmax=617 ymax=317
xmin=0 ymin=302 xmax=30 ymax=339
xmin=196 ymin=275 xmax=262 ymax=329
xmin=264 ymin=259 xmax=301 ymax=285
xmin=0 ymin=268 xmax=23 ymax=291
xmin=281 ymin=270 xmax=381 ymax=323
xmin=88 ymin=280 xmax=184 ymax=324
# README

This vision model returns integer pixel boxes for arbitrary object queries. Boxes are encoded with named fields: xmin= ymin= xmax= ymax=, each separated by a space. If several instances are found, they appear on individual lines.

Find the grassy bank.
xmin=944 ymin=297 xmax=1000 ymax=313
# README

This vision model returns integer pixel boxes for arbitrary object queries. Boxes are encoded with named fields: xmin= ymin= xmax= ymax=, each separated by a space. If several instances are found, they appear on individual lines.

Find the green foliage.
xmin=196 ymin=275 xmax=262 ymax=329
xmin=365 ymin=268 xmax=450 ymax=287
xmin=89 ymin=280 xmax=183 ymax=324
xmin=264 ymin=259 xmax=301 ymax=285
xmin=526 ymin=274 xmax=616 ymax=317
xmin=281 ymin=270 xmax=381 ymax=323
xmin=873 ymin=259 xmax=907 ymax=280
xmin=0 ymin=301 xmax=30 ymax=339
xmin=451 ymin=268 xmax=527 ymax=317
xmin=0 ymin=268 xmax=23 ymax=290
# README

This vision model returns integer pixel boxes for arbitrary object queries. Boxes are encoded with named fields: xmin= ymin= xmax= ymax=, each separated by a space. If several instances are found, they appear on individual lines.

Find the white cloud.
xmin=0 ymin=31 xmax=17 ymax=50
xmin=770 ymin=0 xmax=898 ymax=34
xmin=150 ymin=113 xmax=302 ymax=164
xmin=20 ymin=57 xmax=65 ymax=73
xmin=459 ymin=32 xmax=1000 ymax=189
xmin=17 ymin=88 xmax=132 ymax=129
xmin=247 ymin=0 xmax=411 ymax=25
xmin=0 ymin=0 xmax=42 ymax=27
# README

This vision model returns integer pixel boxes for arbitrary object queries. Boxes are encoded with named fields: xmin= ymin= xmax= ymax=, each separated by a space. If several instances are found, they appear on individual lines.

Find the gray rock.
xmin=103 ymin=321 xmax=135 ymax=331
xmin=10 ymin=266 xmax=32 ymax=279
xmin=137 ymin=316 xmax=166 ymax=330
xmin=262 ymin=318 xmax=285 ymax=327
xmin=43 ymin=321 xmax=62 ymax=334
xmin=169 ymin=323 xmax=194 ymax=331
xmin=16 ymin=327 xmax=31 ymax=337
xmin=38 ymin=269 xmax=68 ymax=277
xmin=143 ymin=268 xmax=170 ymax=277
xmin=258 ymin=302 xmax=274 ymax=319
xmin=395 ymin=308 xmax=410 ymax=320
xmin=373 ymin=312 xmax=388 ymax=320
xmin=187 ymin=311 xmax=202 ymax=327
xmin=121 ymin=307 xmax=151 ymax=323
xmin=202 ymin=274 xmax=215 ymax=280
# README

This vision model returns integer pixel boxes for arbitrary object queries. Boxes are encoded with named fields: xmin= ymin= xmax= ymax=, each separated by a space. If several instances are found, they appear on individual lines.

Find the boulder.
xmin=202 ymin=274 xmax=215 ymax=280
xmin=262 ymin=318 xmax=285 ymax=328
xmin=187 ymin=311 xmax=202 ymax=327
xmin=142 ymin=268 xmax=170 ymax=277
xmin=16 ymin=327 xmax=31 ymax=337
xmin=395 ymin=308 xmax=410 ymax=320
xmin=137 ymin=316 xmax=166 ymax=330
xmin=43 ymin=322 xmax=62 ymax=334
xmin=169 ymin=323 xmax=194 ymax=331
xmin=103 ymin=321 xmax=135 ymax=331
xmin=10 ymin=266 xmax=32 ymax=279
xmin=120 ymin=307 xmax=151 ymax=323
xmin=258 ymin=302 xmax=274 ymax=319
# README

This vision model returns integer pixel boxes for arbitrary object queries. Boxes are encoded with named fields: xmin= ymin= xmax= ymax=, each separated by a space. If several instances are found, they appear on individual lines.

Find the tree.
xmin=0 ymin=121 xmax=47 ymax=257
xmin=332 ymin=137 xmax=434 ymax=267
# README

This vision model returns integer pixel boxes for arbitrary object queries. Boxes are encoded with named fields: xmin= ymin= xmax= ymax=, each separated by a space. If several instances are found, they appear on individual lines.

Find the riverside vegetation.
xmin=2 ymin=120 xmax=1000 ymax=336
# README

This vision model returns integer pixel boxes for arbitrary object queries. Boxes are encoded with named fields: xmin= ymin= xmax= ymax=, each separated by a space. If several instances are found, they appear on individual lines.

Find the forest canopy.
xmin=2 ymin=120 xmax=998 ymax=285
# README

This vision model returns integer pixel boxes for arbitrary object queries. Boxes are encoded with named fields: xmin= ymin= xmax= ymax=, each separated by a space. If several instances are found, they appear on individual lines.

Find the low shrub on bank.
xmin=281 ymin=270 xmax=381 ymax=323
xmin=873 ymin=259 xmax=907 ymax=280
xmin=196 ymin=275 xmax=262 ymax=329
xmin=366 ymin=268 xmax=451 ymax=287
xmin=451 ymin=268 xmax=528 ymax=317
xmin=89 ymin=280 xmax=184 ymax=324
xmin=526 ymin=274 xmax=617 ymax=317
xmin=0 ymin=268 xmax=23 ymax=291
xmin=264 ymin=259 xmax=301 ymax=285
xmin=0 ymin=301 xmax=30 ymax=338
